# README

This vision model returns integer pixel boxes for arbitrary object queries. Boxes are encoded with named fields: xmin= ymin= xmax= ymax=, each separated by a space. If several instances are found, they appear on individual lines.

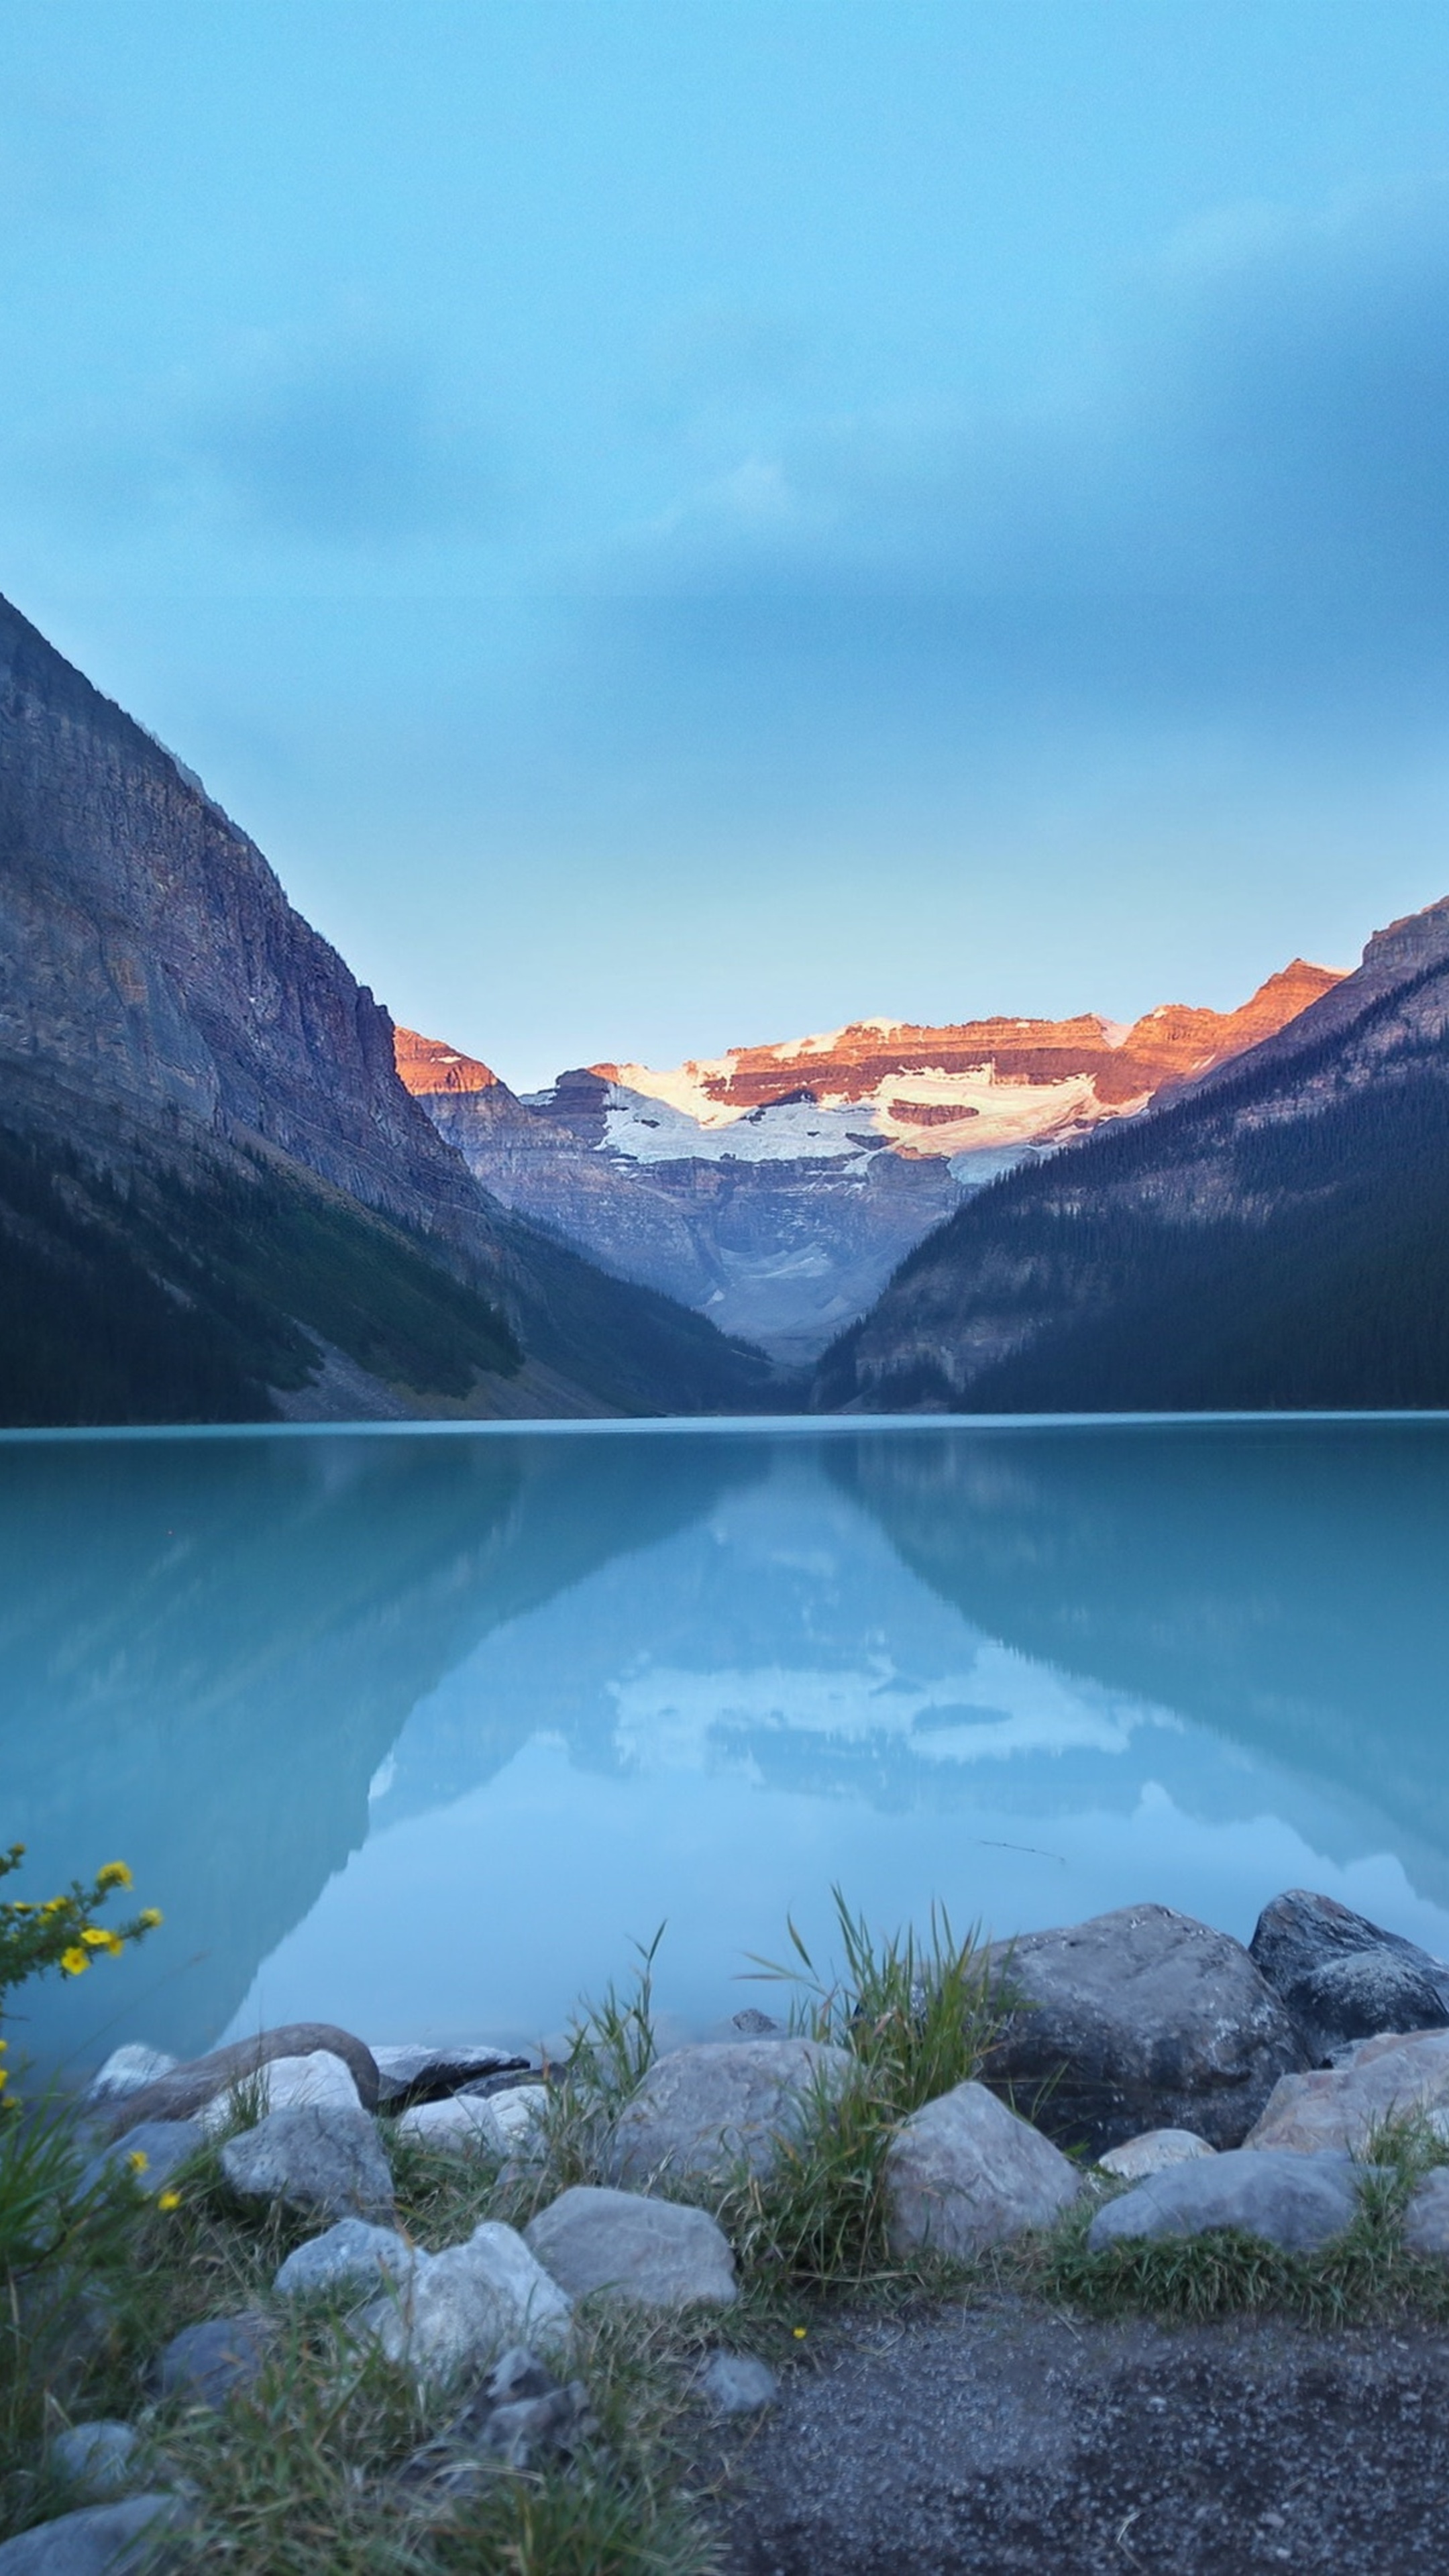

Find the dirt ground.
xmin=714 ymin=2299 xmax=1449 ymax=2575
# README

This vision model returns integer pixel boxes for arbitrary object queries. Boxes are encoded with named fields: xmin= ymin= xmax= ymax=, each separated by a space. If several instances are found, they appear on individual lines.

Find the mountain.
xmin=398 ymin=965 xmax=1339 ymax=1364
xmin=814 ymin=896 xmax=1449 ymax=1413
xmin=0 ymin=591 xmax=775 ymax=1424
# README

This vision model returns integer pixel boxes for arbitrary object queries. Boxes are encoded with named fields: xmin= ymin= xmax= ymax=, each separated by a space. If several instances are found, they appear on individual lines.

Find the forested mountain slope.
xmin=814 ymin=897 xmax=1449 ymax=1413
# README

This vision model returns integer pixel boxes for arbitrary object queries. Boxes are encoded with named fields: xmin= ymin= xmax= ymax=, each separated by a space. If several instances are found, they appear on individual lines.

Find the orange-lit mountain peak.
xmin=394 ymin=1027 xmax=500 ymax=1096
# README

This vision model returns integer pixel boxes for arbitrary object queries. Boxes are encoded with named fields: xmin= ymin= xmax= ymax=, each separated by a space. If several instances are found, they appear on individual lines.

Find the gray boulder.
xmin=698 ymin=2352 xmax=779 ymax=2414
xmin=1246 ymin=2028 xmax=1449 ymax=2152
xmin=219 ymin=2104 xmax=394 ymax=2223
xmin=81 ymin=2121 xmax=202 ymax=2201
xmin=608 ymin=2040 xmax=853 ymax=2190
xmin=0 ymin=2498 xmax=186 ymax=2574
xmin=985 ymin=1904 xmax=1307 ymax=2155
xmin=1249 ymin=1890 xmax=1449 ymax=2062
xmin=525 ymin=2186 xmax=737 ymax=2310
xmin=50 ymin=2426 xmax=139 ymax=2503
xmin=1088 ymin=2147 xmax=1368 ymax=2253
xmin=101 ymin=2023 xmax=379 ymax=2135
xmin=1097 ymin=2128 xmax=1216 ymax=2182
xmin=370 ymin=2043 xmax=531 ymax=2108
xmin=356 ymin=2220 xmax=572 ymax=2384
xmin=883 ymin=2079 xmax=1083 ymax=2259
xmin=154 ymin=2314 xmax=268 ymax=2407
xmin=1404 ymin=2167 xmax=1449 ymax=2255
xmin=273 ymin=2217 xmax=415 ymax=2301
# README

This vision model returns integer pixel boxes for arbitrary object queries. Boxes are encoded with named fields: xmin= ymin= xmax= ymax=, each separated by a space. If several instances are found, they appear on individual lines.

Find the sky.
xmin=7 ymin=5 xmax=1449 ymax=1086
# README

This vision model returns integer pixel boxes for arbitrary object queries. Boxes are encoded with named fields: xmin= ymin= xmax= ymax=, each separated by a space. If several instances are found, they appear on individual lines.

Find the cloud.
xmin=582 ymin=181 xmax=1449 ymax=754
xmin=188 ymin=328 xmax=495 ymax=543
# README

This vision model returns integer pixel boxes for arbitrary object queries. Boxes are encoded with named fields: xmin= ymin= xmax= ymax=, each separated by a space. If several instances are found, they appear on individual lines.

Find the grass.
xmin=14 ymin=1902 xmax=1449 ymax=2571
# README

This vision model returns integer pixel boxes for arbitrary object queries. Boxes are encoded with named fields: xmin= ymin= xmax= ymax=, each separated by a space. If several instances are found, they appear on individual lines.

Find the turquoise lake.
xmin=3 ymin=1415 xmax=1448 ymax=2082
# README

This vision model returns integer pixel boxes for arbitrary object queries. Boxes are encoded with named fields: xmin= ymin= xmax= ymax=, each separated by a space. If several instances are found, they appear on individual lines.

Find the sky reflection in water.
xmin=1 ymin=1418 xmax=1446 ymax=2076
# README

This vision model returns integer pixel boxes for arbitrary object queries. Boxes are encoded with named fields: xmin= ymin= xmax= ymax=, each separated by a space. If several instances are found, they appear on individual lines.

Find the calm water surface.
xmin=3 ymin=1416 xmax=1448 ymax=2079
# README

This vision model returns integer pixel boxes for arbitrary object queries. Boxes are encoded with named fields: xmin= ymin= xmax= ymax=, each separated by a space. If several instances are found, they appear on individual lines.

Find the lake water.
xmin=3 ymin=1415 xmax=1449 ymax=2082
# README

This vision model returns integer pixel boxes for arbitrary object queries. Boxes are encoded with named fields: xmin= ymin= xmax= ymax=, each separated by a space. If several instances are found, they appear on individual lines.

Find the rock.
xmin=369 ymin=2043 xmax=531 ymax=2108
xmin=356 ymin=2221 xmax=572 ymax=2384
xmin=883 ymin=2080 xmax=1083 ymax=2259
xmin=273 ymin=2218 xmax=415 ymax=2301
xmin=1245 ymin=2029 xmax=1449 ymax=2153
xmin=699 ymin=2352 xmax=780 ymax=2414
xmin=100 ymin=2025 xmax=380 ymax=2136
xmin=0 ymin=2496 xmax=187 ymax=2574
xmin=1404 ymin=2167 xmax=1449 ymax=2255
xmin=154 ymin=2314 xmax=269 ymax=2407
xmin=1249 ymin=1890 xmax=1449 ymax=2063
xmin=525 ymin=2186 xmax=737 ymax=2311
xmin=395 ymin=2087 xmax=547 ymax=2159
xmin=730 ymin=2010 xmax=783 ymax=2037
xmin=50 ymin=2426 xmax=140 ymax=2502
xmin=199 ymin=2050 xmax=360 ymax=2137
xmin=400 ymin=2347 xmax=594 ymax=2489
xmin=81 ymin=2121 xmax=203 ymax=2200
xmin=83 ymin=2048 xmax=177 ymax=2111
xmin=985 ymin=1904 xmax=1307 ymax=2155
xmin=1088 ymin=2148 xmax=1368 ymax=2253
xmin=1097 ymin=2129 xmax=1218 ymax=2182
xmin=608 ymin=2040 xmax=853 ymax=2190
xmin=219 ymin=2105 xmax=394 ymax=2222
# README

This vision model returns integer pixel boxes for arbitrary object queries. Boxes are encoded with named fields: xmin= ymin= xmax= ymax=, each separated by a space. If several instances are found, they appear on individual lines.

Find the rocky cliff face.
xmin=815 ymin=895 xmax=1449 ymax=1413
xmin=398 ymin=965 xmax=1338 ymax=1363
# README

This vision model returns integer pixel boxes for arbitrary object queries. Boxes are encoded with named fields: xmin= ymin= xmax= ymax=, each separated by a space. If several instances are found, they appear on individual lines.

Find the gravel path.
xmin=717 ymin=2300 xmax=1449 ymax=2574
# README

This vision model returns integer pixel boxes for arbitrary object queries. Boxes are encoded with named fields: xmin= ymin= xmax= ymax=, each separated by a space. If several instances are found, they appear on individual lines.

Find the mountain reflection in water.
xmin=1 ymin=1419 xmax=1446 ymax=2076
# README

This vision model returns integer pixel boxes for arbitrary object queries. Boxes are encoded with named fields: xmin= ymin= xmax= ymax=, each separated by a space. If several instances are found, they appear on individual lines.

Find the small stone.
xmin=397 ymin=2085 xmax=547 ymax=2159
xmin=83 ymin=2048 xmax=177 ymax=2110
xmin=220 ymin=2105 xmax=394 ymax=2222
xmin=1249 ymin=1889 xmax=1449 ymax=2062
xmin=200 ymin=2050 xmax=360 ymax=2137
xmin=607 ymin=2041 xmax=853 ymax=2190
xmin=155 ymin=2314 xmax=269 ymax=2408
xmin=370 ymin=2043 xmax=531 ymax=2108
xmin=273 ymin=2218 xmax=415 ymax=2301
xmin=50 ymin=2425 xmax=140 ymax=2502
xmin=698 ymin=2352 xmax=779 ymax=2414
xmin=525 ymin=2186 xmax=737 ymax=2310
xmin=0 ymin=2496 xmax=186 ymax=2574
xmin=1098 ymin=2129 xmax=1218 ymax=2182
xmin=81 ymin=2121 xmax=203 ymax=2201
xmin=730 ymin=2010 xmax=782 ymax=2037
xmin=356 ymin=2221 xmax=572 ymax=2385
xmin=1088 ymin=2147 xmax=1368 ymax=2253
xmin=1404 ymin=2167 xmax=1449 ymax=2255
xmin=884 ymin=2080 xmax=1083 ymax=2259
xmin=1246 ymin=2029 xmax=1449 ymax=2153
xmin=402 ymin=2348 xmax=593 ymax=2487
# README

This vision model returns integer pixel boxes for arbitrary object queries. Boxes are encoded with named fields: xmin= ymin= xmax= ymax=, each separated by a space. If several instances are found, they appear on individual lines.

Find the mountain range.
xmin=2 ymin=585 xmax=1444 ymax=1426
xmin=396 ymin=963 xmax=1337 ymax=1363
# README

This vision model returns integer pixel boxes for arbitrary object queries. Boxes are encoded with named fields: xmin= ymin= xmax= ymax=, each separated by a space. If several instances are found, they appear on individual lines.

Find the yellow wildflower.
xmin=157 ymin=2191 xmax=181 ymax=2213
xmin=127 ymin=2150 xmax=149 ymax=2175
xmin=0 ymin=2039 xmax=9 ymax=2053
xmin=96 ymin=1862 xmax=133 ymax=1892
xmin=8 ymin=1902 xmax=32 ymax=1916
xmin=40 ymin=1898 xmax=66 ymax=1919
xmin=80 ymin=1927 xmax=109 ymax=1948
xmin=0 ymin=2070 xmax=9 ymax=2092
xmin=792 ymin=2326 xmax=807 ymax=2339
xmin=59 ymin=1947 xmax=88 ymax=1976
xmin=138 ymin=1909 xmax=163 ymax=1931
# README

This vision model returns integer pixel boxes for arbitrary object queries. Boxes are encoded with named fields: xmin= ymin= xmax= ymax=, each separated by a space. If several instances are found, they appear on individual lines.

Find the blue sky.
xmin=8 ymin=4 xmax=1449 ymax=1085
